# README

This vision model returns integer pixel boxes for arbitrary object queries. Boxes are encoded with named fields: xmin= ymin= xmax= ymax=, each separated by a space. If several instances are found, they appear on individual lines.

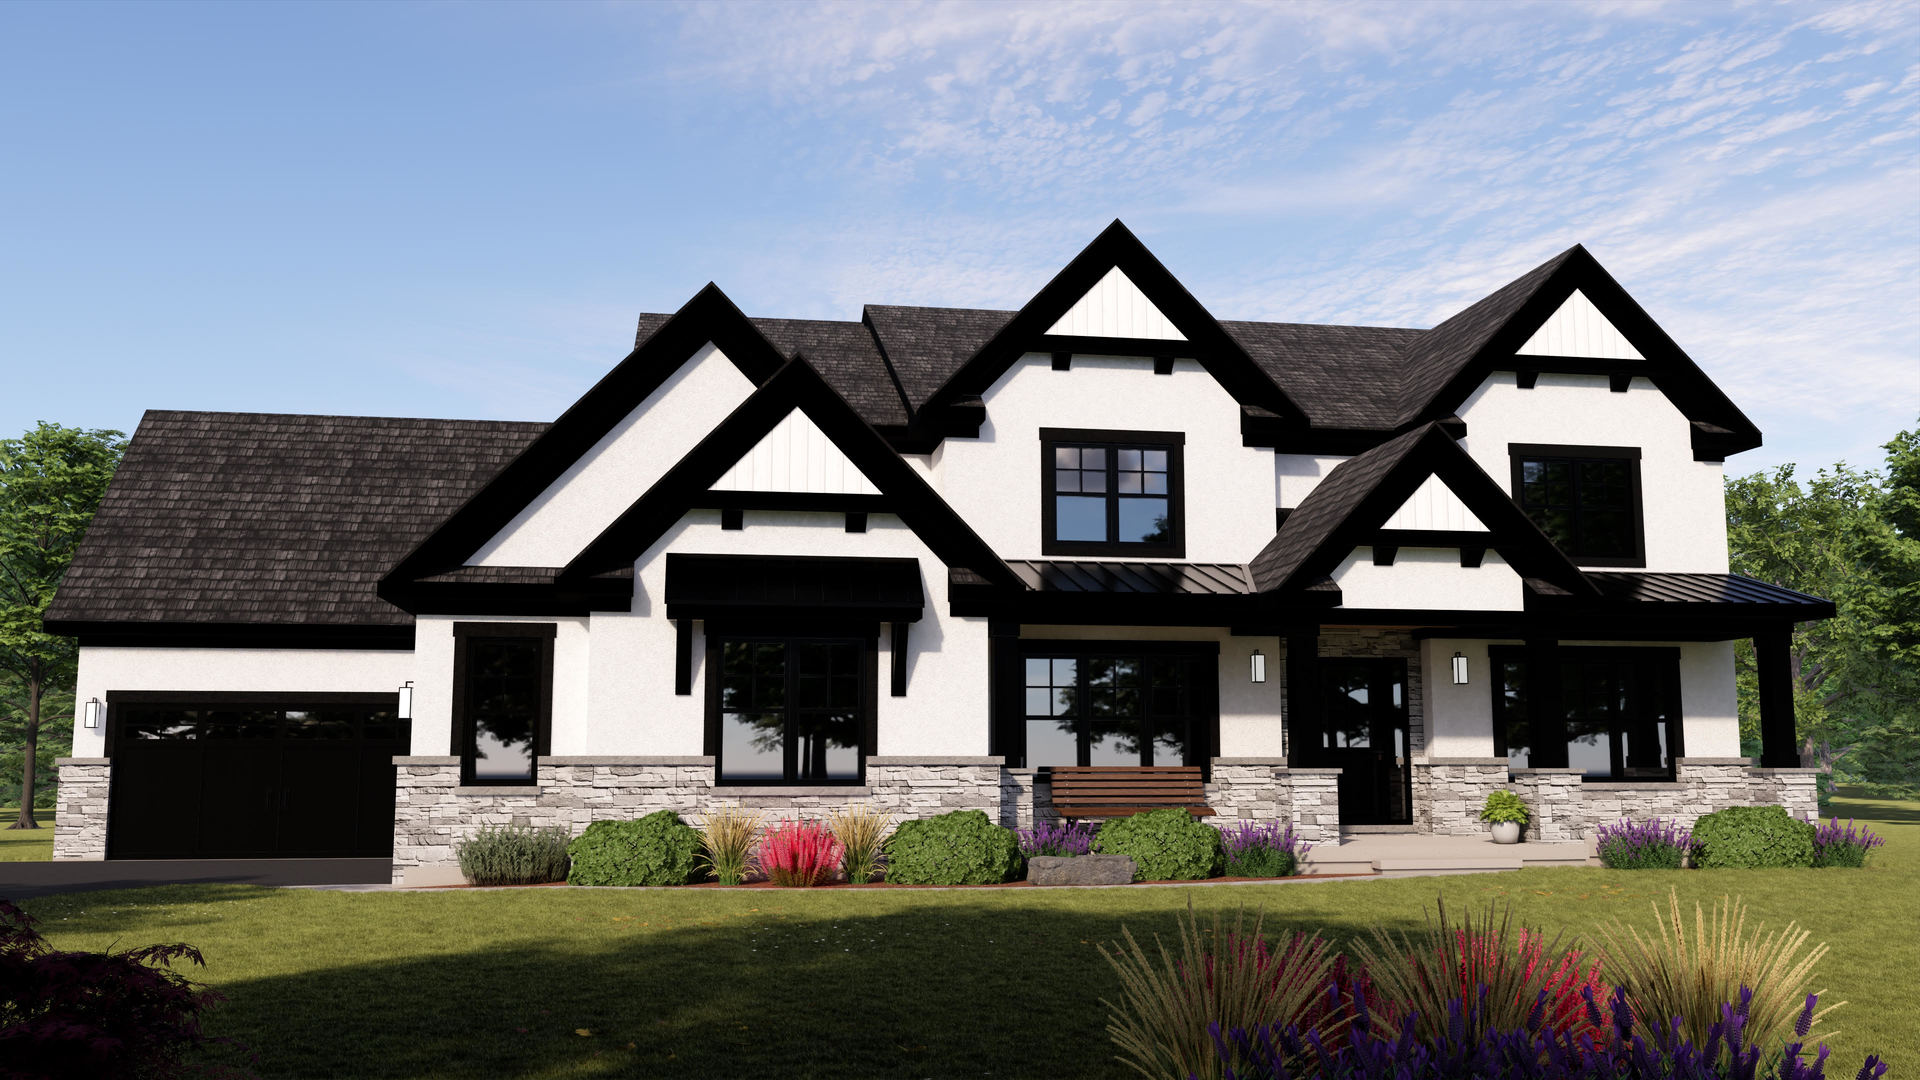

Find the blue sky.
xmin=3 ymin=0 xmax=1915 ymax=477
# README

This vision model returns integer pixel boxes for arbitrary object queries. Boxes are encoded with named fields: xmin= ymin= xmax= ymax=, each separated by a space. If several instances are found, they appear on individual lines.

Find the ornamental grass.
xmin=694 ymin=806 xmax=765 ymax=885
xmin=1099 ymin=900 xmax=1342 ymax=1080
xmin=759 ymin=819 xmax=844 ymax=888
xmin=1592 ymin=889 xmax=1838 ymax=1052
xmin=826 ymin=804 xmax=892 ymax=884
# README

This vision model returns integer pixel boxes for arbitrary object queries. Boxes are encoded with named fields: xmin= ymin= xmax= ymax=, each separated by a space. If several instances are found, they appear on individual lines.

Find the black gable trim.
xmin=559 ymin=355 xmax=1021 ymax=588
xmin=384 ymin=284 xmax=789 ymax=588
xmin=916 ymin=220 xmax=1308 ymax=437
xmin=1407 ymin=248 xmax=1761 ymax=457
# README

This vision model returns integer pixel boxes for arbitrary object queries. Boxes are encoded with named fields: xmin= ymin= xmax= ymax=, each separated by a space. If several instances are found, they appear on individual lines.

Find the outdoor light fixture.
xmin=1250 ymin=649 xmax=1267 ymax=684
xmin=1451 ymin=652 xmax=1469 ymax=685
xmin=397 ymin=682 xmax=414 ymax=720
xmin=83 ymin=698 xmax=102 ymax=729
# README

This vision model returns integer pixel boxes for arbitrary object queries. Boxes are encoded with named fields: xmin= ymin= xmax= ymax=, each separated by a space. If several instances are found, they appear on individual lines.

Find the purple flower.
xmin=1017 ymin=819 xmax=1096 ymax=857
xmin=1595 ymin=818 xmax=1691 ymax=870
xmin=1812 ymin=818 xmax=1885 ymax=868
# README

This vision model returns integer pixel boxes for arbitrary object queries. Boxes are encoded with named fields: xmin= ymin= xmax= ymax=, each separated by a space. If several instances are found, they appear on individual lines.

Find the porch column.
xmin=1525 ymin=638 xmax=1567 ymax=769
xmin=1285 ymin=628 xmax=1319 ymax=766
xmin=1755 ymin=629 xmax=1799 ymax=768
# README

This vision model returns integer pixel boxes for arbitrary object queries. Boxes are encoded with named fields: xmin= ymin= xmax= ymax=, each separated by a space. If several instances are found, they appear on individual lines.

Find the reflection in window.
xmin=1515 ymin=453 xmax=1638 ymax=561
xmin=1495 ymin=650 xmax=1679 ymax=780
xmin=1021 ymin=651 xmax=1197 ymax=767
xmin=464 ymin=636 xmax=544 ymax=784
xmin=718 ymin=639 xmax=864 ymax=784
xmin=1046 ymin=437 xmax=1179 ymax=552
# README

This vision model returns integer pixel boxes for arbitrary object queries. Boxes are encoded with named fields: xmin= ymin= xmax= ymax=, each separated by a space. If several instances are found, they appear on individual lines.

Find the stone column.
xmin=1420 ymin=758 xmax=1511 ymax=835
xmin=1507 ymin=768 xmax=1584 ymax=841
xmin=52 ymin=758 xmax=110 ymax=860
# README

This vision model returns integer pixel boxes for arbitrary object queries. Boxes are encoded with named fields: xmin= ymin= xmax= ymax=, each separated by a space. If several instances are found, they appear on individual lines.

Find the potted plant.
xmin=1479 ymin=790 xmax=1530 ymax=844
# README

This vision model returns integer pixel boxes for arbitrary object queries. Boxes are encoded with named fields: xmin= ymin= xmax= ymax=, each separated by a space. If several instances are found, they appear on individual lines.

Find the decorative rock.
xmin=1027 ymin=854 xmax=1136 ymax=886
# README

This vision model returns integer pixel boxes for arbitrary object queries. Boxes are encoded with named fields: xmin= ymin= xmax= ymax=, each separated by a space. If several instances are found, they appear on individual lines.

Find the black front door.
xmin=1315 ymin=659 xmax=1412 ymax=825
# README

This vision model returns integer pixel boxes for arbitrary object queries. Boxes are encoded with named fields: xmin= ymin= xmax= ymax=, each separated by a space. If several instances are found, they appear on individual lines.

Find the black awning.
xmin=664 ymin=554 xmax=924 ymax=622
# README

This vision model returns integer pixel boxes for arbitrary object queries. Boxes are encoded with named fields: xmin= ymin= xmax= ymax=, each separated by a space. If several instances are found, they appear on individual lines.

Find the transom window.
xmin=710 ymin=635 xmax=871 ymax=784
xmin=1017 ymin=647 xmax=1211 ymax=768
xmin=1510 ymin=443 xmax=1644 ymax=566
xmin=1041 ymin=429 xmax=1184 ymax=556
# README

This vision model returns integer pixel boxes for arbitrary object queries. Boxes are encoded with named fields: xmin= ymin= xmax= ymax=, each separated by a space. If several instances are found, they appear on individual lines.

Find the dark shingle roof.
xmin=1224 ymin=321 xmax=1424 ymax=430
xmin=46 ymin=411 xmax=545 ymax=627
xmin=1393 ymin=247 xmax=1580 ymax=424
xmin=1248 ymin=426 xmax=1432 ymax=592
xmin=861 ymin=305 xmax=1014 ymax=412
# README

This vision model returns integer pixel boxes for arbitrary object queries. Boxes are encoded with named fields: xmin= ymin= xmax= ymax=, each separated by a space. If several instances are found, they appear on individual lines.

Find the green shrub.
xmin=1095 ymin=808 xmax=1222 ymax=882
xmin=457 ymin=824 xmax=572 ymax=886
xmin=881 ymin=810 xmax=1021 ymax=885
xmin=1479 ymin=790 xmax=1530 ymax=825
xmin=565 ymin=811 xmax=703 ymax=886
xmin=1689 ymin=805 xmax=1815 ymax=869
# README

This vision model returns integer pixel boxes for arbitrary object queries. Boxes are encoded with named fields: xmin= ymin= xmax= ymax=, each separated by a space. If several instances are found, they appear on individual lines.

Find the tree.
xmin=0 ymin=423 xmax=124 ymax=829
xmin=1725 ymin=422 xmax=1920 ymax=793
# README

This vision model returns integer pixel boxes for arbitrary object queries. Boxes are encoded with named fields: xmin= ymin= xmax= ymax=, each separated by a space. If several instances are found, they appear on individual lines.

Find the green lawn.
xmin=0 ymin=808 xmax=54 ymax=861
xmin=11 ymin=792 xmax=1917 ymax=1079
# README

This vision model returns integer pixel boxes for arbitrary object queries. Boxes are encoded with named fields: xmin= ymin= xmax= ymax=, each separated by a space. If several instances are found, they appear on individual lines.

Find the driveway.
xmin=0 ymin=858 xmax=392 ymax=900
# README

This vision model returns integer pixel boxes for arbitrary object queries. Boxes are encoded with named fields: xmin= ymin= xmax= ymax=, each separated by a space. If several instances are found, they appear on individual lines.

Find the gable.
xmin=1517 ymin=289 xmax=1643 ymax=360
xmin=1381 ymin=474 xmax=1486 ymax=532
xmin=711 ymin=409 xmax=880 ymax=496
xmin=1044 ymin=266 xmax=1186 ymax=341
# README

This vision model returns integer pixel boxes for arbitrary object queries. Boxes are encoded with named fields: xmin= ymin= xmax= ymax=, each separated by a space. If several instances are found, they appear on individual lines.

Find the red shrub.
xmin=1445 ymin=928 xmax=1606 ymax=1038
xmin=759 ymin=819 xmax=844 ymax=887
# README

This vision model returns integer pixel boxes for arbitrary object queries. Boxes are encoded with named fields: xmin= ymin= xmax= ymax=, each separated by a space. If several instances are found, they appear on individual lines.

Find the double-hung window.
xmin=1509 ymin=443 xmax=1644 ymax=566
xmin=1041 ymin=428 xmax=1184 ymax=556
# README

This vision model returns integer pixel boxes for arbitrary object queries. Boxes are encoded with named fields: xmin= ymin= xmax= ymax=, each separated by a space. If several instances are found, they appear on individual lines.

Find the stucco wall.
xmin=1330 ymin=548 xmax=1525 ymax=611
xmin=1455 ymin=372 xmax=1729 ymax=573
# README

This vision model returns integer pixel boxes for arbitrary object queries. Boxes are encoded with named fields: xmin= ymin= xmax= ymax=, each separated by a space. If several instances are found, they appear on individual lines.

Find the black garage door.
xmin=107 ymin=693 xmax=409 ymax=859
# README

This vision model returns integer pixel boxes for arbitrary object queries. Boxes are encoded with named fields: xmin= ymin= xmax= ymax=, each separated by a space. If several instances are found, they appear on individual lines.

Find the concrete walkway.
xmin=0 ymin=858 xmax=393 ymax=900
xmin=1305 ymin=833 xmax=1595 ymax=877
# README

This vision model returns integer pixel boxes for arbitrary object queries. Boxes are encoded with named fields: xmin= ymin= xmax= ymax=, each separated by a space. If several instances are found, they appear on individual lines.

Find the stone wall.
xmin=1415 ymin=759 xmax=1510 ymax=834
xmin=1205 ymin=759 xmax=1343 ymax=844
xmin=1506 ymin=768 xmax=1584 ymax=841
xmin=51 ymin=758 xmax=110 ymax=860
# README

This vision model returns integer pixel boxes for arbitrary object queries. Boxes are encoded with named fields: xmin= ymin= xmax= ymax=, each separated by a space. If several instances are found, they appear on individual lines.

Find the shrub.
xmin=1095 ymin=808 xmax=1222 ymax=882
xmin=1100 ymin=900 xmax=1341 ymax=1080
xmin=1208 ymin=983 xmax=1886 ymax=1080
xmin=456 ymin=824 xmax=571 ymax=886
xmin=1220 ymin=821 xmax=1312 ymax=878
xmin=1479 ymin=790 xmax=1530 ymax=825
xmin=826 ymin=804 xmax=892 ymax=884
xmin=881 ymin=809 xmax=1021 ymax=885
xmin=0 ymin=898 xmax=240 ymax=1079
xmin=1349 ymin=897 xmax=1604 ymax=1043
xmin=1017 ymin=819 xmax=1098 ymax=858
xmin=565 ymin=810 xmax=703 ymax=886
xmin=1811 ymin=818 xmax=1886 ymax=868
xmin=1690 ymin=805 xmax=1815 ymax=869
xmin=1592 ymin=888 xmax=1836 ymax=1050
xmin=1595 ymin=817 xmax=1691 ymax=870
xmin=695 ymin=806 xmax=765 ymax=885
xmin=760 ymin=819 xmax=844 ymax=887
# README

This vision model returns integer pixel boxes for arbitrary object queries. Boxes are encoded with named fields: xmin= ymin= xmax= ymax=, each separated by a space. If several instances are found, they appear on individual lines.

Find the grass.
xmin=8 ymin=791 xmax=1915 ymax=1078
xmin=0 ymin=808 xmax=54 ymax=861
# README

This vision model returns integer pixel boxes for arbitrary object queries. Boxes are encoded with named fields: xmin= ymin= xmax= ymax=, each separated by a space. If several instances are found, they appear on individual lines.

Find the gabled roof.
xmin=559 ymin=355 xmax=1021 ymax=588
xmin=385 ymin=284 xmax=788 ymax=587
xmin=1394 ymin=245 xmax=1762 ymax=456
xmin=913 ymin=221 xmax=1309 ymax=431
xmin=1249 ymin=424 xmax=1594 ymax=597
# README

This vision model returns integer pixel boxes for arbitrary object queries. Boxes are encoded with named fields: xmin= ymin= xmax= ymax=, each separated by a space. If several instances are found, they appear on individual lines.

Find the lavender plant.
xmin=1810 ymin=818 xmax=1885 ymax=868
xmin=1018 ymin=819 xmax=1097 ymax=858
xmin=1220 ymin=821 xmax=1312 ymax=878
xmin=1595 ymin=817 xmax=1692 ymax=870
xmin=1208 ymin=982 xmax=1888 ymax=1080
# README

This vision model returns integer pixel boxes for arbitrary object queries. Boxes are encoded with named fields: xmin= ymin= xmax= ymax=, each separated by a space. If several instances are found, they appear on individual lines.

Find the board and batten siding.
xmin=1045 ymin=267 xmax=1187 ymax=341
xmin=1517 ymin=290 xmax=1644 ymax=360
xmin=1381 ymin=474 xmax=1487 ymax=532
xmin=710 ymin=410 xmax=880 ymax=495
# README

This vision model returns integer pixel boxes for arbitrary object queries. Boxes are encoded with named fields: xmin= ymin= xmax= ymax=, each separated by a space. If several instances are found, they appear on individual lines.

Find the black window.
xmin=453 ymin=623 xmax=555 ymax=786
xmin=1510 ymin=444 xmax=1644 ymax=566
xmin=1016 ymin=644 xmax=1213 ymax=768
xmin=1493 ymin=647 xmax=1681 ymax=780
xmin=708 ymin=634 xmax=874 ymax=784
xmin=1041 ymin=428 xmax=1184 ymax=556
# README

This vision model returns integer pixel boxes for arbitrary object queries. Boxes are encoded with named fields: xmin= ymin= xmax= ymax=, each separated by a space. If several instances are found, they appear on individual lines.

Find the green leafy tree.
xmin=0 ymin=423 xmax=125 ymax=829
xmin=1725 ymin=423 xmax=1920 ymax=792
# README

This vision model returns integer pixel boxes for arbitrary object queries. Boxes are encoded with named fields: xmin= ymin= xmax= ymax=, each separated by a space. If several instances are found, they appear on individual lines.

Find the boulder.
xmin=1027 ymin=853 xmax=1136 ymax=886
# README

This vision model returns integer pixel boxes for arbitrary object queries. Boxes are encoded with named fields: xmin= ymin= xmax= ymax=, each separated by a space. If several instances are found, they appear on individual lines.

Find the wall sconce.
xmin=83 ymin=698 xmax=102 ymax=729
xmin=397 ymin=682 xmax=414 ymax=720
xmin=1451 ymin=652 xmax=1469 ymax=685
xmin=1250 ymin=649 xmax=1267 ymax=684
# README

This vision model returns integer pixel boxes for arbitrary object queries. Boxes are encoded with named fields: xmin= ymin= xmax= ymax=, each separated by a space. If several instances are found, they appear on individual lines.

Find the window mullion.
xmin=782 ymin=639 xmax=798 ymax=783
xmin=1105 ymin=453 xmax=1120 ymax=544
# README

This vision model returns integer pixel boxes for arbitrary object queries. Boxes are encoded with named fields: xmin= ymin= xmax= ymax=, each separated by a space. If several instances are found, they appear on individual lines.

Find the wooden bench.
xmin=1047 ymin=766 xmax=1216 ymax=819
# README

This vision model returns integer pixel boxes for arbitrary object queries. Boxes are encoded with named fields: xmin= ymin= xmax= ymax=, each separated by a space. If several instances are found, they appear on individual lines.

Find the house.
xmin=46 ymin=222 xmax=1829 ymax=885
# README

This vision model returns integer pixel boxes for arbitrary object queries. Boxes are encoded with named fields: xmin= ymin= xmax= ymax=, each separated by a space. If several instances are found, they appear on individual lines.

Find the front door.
xmin=1316 ymin=659 xmax=1412 ymax=825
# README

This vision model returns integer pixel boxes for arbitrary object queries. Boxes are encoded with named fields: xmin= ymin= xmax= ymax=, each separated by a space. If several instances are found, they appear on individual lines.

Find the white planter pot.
xmin=1490 ymin=821 xmax=1523 ymax=845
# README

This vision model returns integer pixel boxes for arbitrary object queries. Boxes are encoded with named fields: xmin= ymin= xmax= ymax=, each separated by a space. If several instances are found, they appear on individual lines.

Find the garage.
xmin=106 ymin=692 xmax=409 ymax=859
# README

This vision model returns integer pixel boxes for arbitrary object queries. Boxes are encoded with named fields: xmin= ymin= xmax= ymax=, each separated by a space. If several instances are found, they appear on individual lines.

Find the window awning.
xmin=664 ymin=554 xmax=924 ymax=622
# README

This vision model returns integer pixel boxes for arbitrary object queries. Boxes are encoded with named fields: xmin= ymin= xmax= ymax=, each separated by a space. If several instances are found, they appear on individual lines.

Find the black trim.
xmin=698 ymin=491 xmax=889 ymax=513
xmin=451 ymin=623 xmax=555 ymax=787
xmin=1154 ymin=355 xmax=1175 ymax=375
xmin=915 ymin=220 xmax=1308 ymax=440
xmin=720 ymin=508 xmax=745 ymax=531
xmin=845 ymin=512 xmax=868 ymax=533
xmin=1284 ymin=629 xmax=1319 ymax=767
xmin=559 ymin=356 xmax=1020 ymax=589
xmin=1508 ymin=443 xmax=1647 ymax=568
xmin=59 ymin=622 xmax=414 ymax=650
xmin=1609 ymin=372 xmax=1633 ymax=393
xmin=890 ymin=621 xmax=909 ymax=697
xmin=1372 ymin=546 xmax=1397 ymax=566
xmin=675 ymin=618 xmax=694 ymax=696
xmin=1239 ymin=414 xmax=1468 ymax=454
xmin=1036 ymin=334 xmax=1200 ymax=358
xmin=1461 ymin=546 xmax=1487 ymax=569
xmin=1003 ymin=638 xmax=1220 ymax=771
xmin=664 ymin=553 xmax=925 ymax=623
xmin=1040 ymin=428 xmax=1186 ymax=558
xmin=1515 ymin=369 xmax=1539 ymax=390
xmin=1051 ymin=351 xmax=1072 ymax=371
xmin=1755 ymin=630 xmax=1798 ymax=768
xmin=1377 ymin=529 xmax=1497 ymax=548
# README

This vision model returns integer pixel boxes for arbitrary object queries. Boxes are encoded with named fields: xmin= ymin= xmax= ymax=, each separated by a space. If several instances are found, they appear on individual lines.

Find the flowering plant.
xmin=758 ymin=818 xmax=844 ymax=887
xmin=1811 ymin=818 xmax=1885 ymax=868
xmin=1017 ymin=819 xmax=1097 ymax=858
xmin=1219 ymin=821 xmax=1312 ymax=878
xmin=1595 ymin=817 xmax=1692 ymax=870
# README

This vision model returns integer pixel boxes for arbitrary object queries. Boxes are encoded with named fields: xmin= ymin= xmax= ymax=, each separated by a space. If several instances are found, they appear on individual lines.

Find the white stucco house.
xmin=46 ymin=222 xmax=1828 ymax=884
